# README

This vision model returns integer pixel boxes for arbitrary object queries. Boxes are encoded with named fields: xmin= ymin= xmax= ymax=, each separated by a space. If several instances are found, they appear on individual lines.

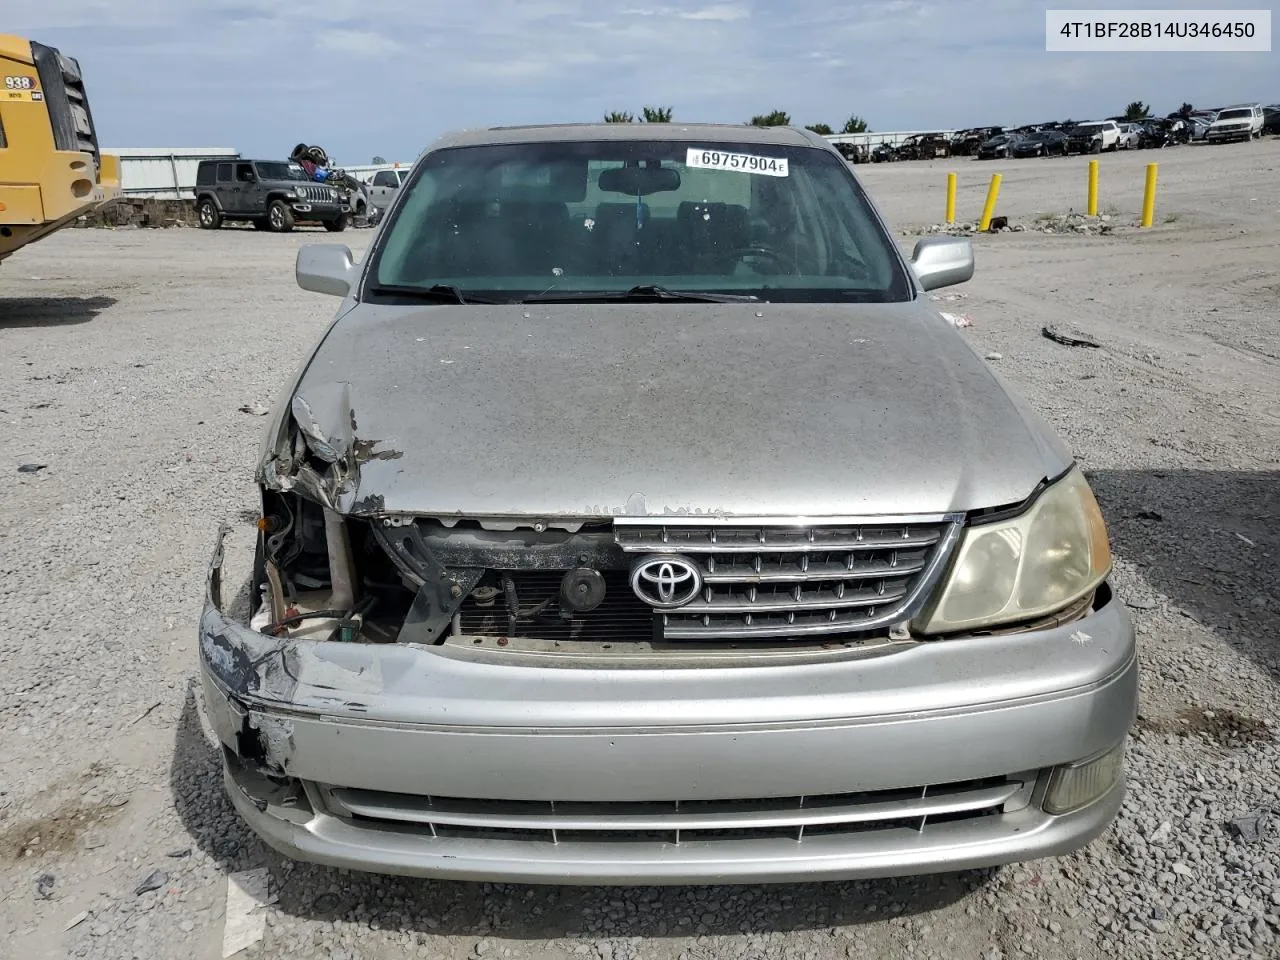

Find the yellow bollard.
xmin=978 ymin=173 xmax=1002 ymax=232
xmin=945 ymin=172 xmax=957 ymax=224
xmin=1087 ymin=159 xmax=1099 ymax=217
xmin=1141 ymin=163 xmax=1158 ymax=227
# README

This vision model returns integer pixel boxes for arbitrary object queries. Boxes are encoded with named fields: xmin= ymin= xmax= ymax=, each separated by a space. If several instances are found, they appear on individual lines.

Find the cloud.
xmin=314 ymin=29 xmax=401 ymax=57
xmin=679 ymin=4 xmax=750 ymax=21
xmin=3 ymin=0 xmax=1271 ymax=160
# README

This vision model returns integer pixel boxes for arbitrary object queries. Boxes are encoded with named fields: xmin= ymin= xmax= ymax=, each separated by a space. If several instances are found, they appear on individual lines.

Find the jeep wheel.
xmin=197 ymin=199 xmax=221 ymax=230
xmin=252 ymin=218 xmax=269 ymax=231
xmin=267 ymin=200 xmax=294 ymax=233
xmin=323 ymin=213 xmax=350 ymax=233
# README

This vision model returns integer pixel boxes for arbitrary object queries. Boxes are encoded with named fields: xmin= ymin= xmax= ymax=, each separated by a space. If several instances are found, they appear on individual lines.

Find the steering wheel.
xmin=732 ymin=245 xmax=795 ymax=274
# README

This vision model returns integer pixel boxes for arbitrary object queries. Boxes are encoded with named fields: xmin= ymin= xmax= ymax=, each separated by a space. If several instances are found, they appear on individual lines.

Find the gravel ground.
xmin=2 ymin=139 xmax=1278 ymax=960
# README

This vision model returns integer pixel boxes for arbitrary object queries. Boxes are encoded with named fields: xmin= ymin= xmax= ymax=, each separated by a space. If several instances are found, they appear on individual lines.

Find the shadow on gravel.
xmin=0 ymin=295 xmax=117 ymax=328
xmin=1088 ymin=467 xmax=1280 ymax=681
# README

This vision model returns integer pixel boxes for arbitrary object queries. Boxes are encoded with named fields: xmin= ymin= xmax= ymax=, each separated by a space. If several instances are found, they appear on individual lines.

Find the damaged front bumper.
xmin=198 ymin=527 xmax=1138 ymax=885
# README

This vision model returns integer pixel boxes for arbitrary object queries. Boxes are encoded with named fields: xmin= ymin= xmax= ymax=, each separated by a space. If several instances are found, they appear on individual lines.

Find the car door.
xmin=241 ymin=164 xmax=268 ymax=216
xmin=214 ymin=162 xmax=235 ymax=211
xmin=369 ymin=170 xmax=399 ymax=209
xmin=223 ymin=162 xmax=256 ymax=215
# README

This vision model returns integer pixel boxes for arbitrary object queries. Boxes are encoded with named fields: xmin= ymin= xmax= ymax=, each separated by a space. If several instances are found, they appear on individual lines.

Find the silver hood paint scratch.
xmin=282 ymin=301 xmax=1073 ymax=519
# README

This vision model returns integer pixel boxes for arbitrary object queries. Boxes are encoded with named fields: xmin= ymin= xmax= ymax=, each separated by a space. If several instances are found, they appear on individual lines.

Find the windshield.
xmin=1076 ymin=123 xmax=1104 ymax=133
xmin=368 ymin=139 xmax=911 ymax=303
xmin=256 ymin=161 xmax=309 ymax=181
xmin=1216 ymin=109 xmax=1252 ymax=120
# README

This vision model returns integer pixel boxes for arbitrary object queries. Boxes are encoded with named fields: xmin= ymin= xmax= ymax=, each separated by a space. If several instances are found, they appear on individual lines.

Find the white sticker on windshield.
xmin=686 ymin=148 xmax=789 ymax=177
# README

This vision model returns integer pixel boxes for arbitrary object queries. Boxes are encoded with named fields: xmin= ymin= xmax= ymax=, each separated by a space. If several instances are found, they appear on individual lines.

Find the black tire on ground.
xmin=252 ymin=219 xmax=269 ymax=231
xmin=266 ymin=200 xmax=294 ymax=233
xmin=323 ymin=214 xmax=350 ymax=233
xmin=197 ymin=198 xmax=221 ymax=230
xmin=1091 ymin=141 xmax=1102 ymax=154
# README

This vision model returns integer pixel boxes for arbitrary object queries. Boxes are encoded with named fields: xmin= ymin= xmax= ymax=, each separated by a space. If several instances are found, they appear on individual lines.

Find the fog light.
xmin=1044 ymin=740 xmax=1126 ymax=815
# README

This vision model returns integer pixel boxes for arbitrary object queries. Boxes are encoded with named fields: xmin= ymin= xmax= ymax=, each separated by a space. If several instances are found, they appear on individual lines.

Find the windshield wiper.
xmin=368 ymin=283 xmax=503 ymax=305
xmin=523 ymin=284 xmax=760 ymax=304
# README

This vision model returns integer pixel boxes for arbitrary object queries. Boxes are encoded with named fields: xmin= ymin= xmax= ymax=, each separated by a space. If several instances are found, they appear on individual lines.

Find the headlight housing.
xmin=917 ymin=467 xmax=1111 ymax=634
xmin=293 ymin=186 xmax=306 ymax=198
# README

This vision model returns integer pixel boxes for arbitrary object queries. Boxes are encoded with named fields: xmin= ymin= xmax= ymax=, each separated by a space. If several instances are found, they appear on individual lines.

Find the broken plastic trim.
xmin=259 ymin=382 xmax=402 ymax=516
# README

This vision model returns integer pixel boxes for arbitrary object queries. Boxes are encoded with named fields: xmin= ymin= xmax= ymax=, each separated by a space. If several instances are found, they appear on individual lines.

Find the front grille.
xmin=300 ymin=185 xmax=331 ymax=202
xmin=322 ymin=774 xmax=1033 ymax=845
xmin=614 ymin=520 xmax=958 ymax=639
xmin=457 ymin=571 xmax=656 ymax=642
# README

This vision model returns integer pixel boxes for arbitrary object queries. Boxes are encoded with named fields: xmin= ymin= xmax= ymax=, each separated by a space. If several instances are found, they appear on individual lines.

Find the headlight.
xmin=917 ymin=467 xmax=1111 ymax=634
xmin=293 ymin=186 xmax=306 ymax=198
xmin=329 ymin=188 xmax=339 ymax=200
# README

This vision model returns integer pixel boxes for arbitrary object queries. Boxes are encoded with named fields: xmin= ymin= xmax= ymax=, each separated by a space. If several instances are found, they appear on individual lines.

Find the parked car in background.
xmin=976 ymin=132 xmax=1022 ymax=159
xmin=951 ymin=127 xmax=1003 ymax=156
xmin=1011 ymin=130 xmax=1069 ymax=158
xmin=1207 ymin=104 xmax=1264 ymax=142
xmin=833 ymin=141 xmax=870 ymax=163
xmin=1263 ymin=105 xmax=1280 ymax=135
xmin=1137 ymin=119 xmax=1175 ymax=148
xmin=1188 ymin=116 xmax=1212 ymax=141
xmin=201 ymin=121 xmax=1135 ymax=886
xmin=1116 ymin=123 xmax=1144 ymax=149
xmin=1066 ymin=121 xmax=1121 ymax=154
xmin=365 ymin=166 xmax=409 ymax=211
xmin=870 ymin=141 xmax=896 ymax=162
xmin=895 ymin=133 xmax=952 ymax=161
xmin=195 ymin=159 xmax=349 ymax=233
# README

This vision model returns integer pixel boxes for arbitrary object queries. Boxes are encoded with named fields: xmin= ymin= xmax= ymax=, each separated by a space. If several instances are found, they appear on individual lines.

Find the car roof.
xmin=425 ymin=122 xmax=823 ymax=152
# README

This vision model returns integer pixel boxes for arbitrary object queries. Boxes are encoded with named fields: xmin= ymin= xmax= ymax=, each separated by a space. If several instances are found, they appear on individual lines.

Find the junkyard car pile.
xmin=200 ymin=122 xmax=1137 ymax=885
xmin=846 ymin=103 xmax=1272 ymax=166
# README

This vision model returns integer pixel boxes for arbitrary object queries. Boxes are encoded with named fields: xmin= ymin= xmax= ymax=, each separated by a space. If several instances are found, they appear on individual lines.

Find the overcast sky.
xmin=9 ymin=0 xmax=1274 ymax=163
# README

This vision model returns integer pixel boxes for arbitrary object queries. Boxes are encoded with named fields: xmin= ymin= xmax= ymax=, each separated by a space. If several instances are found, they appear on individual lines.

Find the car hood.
xmin=281 ymin=301 xmax=1073 ymax=520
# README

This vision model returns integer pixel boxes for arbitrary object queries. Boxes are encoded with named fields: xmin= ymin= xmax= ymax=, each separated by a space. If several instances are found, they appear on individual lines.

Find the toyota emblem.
xmin=630 ymin=555 xmax=702 ymax=609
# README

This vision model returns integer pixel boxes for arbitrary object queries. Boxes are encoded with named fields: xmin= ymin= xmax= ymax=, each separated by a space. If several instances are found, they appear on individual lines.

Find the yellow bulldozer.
xmin=0 ymin=33 xmax=120 ymax=264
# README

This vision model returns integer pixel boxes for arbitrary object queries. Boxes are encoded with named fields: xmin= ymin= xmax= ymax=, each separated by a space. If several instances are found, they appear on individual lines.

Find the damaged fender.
xmin=200 ymin=524 xmax=393 ymax=774
xmin=257 ymin=381 xmax=402 ymax=516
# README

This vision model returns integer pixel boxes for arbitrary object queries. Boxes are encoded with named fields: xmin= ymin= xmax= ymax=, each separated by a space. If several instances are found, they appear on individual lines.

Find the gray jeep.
xmin=194 ymin=159 xmax=349 ymax=233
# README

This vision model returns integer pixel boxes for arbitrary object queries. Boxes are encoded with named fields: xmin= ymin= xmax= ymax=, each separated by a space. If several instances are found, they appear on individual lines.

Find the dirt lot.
xmin=2 ymin=139 xmax=1278 ymax=960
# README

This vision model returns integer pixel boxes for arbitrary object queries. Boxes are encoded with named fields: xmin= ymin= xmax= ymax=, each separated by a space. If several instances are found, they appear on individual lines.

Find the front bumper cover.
xmin=198 ymin=527 xmax=1138 ymax=883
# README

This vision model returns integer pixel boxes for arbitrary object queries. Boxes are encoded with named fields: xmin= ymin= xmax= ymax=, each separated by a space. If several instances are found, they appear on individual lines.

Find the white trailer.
xmin=107 ymin=147 xmax=240 ymax=200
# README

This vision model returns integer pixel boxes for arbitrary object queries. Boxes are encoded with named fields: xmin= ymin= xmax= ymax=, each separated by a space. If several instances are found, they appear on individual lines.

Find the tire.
xmin=1091 ymin=141 xmax=1102 ymax=154
xmin=252 ymin=219 xmax=269 ymax=231
xmin=323 ymin=214 xmax=350 ymax=233
xmin=266 ymin=199 xmax=294 ymax=233
xmin=197 ymin=198 xmax=221 ymax=230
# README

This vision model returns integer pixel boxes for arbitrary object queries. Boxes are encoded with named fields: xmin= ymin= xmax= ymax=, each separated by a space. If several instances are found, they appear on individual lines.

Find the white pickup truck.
xmin=364 ymin=166 xmax=409 ymax=216
xmin=1067 ymin=120 xmax=1122 ymax=153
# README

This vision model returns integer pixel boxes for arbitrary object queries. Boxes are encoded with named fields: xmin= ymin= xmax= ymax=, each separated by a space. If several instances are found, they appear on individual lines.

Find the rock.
xmin=133 ymin=869 xmax=167 ymax=896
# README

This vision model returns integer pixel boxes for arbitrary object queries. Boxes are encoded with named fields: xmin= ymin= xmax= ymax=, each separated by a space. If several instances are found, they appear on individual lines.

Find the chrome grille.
xmin=301 ymin=185 xmax=331 ymax=202
xmin=615 ymin=519 xmax=959 ymax=639
xmin=322 ymin=774 xmax=1035 ymax=845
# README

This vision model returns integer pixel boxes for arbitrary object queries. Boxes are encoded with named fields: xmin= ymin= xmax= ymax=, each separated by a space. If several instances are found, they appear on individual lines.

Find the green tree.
xmin=750 ymin=109 xmax=791 ymax=127
xmin=1123 ymin=100 xmax=1150 ymax=121
xmin=805 ymin=122 xmax=834 ymax=135
xmin=1176 ymin=102 xmax=1194 ymax=119
xmin=604 ymin=111 xmax=634 ymax=123
xmin=841 ymin=114 xmax=870 ymax=134
xmin=641 ymin=106 xmax=673 ymax=123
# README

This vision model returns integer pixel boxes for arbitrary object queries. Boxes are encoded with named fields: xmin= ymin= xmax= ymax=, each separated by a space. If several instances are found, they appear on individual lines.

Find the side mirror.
xmin=297 ymin=244 xmax=356 ymax=297
xmin=910 ymin=236 xmax=974 ymax=291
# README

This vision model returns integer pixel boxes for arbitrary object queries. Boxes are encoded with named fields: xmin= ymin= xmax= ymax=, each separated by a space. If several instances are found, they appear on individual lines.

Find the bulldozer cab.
xmin=0 ymin=34 xmax=120 ymax=263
